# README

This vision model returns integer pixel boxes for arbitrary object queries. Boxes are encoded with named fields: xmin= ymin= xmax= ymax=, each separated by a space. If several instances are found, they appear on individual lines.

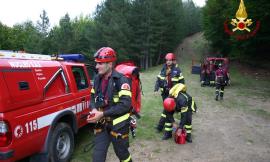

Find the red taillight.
xmin=0 ymin=121 xmax=12 ymax=147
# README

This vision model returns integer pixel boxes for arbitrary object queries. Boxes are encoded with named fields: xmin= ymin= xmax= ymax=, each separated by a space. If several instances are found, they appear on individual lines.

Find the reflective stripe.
xmin=165 ymin=127 xmax=173 ymax=131
xmin=113 ymin=97 xmax=119 ymax=102
xmin=113 ymin=113 xmax=130 ymax=125
xmin=121 ymin=155 xmax=131 ymax=162
xmin=119 ymin=90 xmax=131 ymax=97
xmin=165 ymin=123 xmax=172 ymax=126
xmin=172 ymin=78 xmax=180 ymax=81
xmin=172 ymin=76 xmax=184 ymax=82
xmin=186 ymin=130 xmax=192 ymax=133
xmin=185 ymin=125 xmax=192 ymax=129
xmin=91 ymin=88 xmax=95 ymax=94
xmin=161 ymin=114 xmax=166 ymax=118
xmin=181 ymin=107 xmax=188 ymax=113
xmin=192 ymin=100 xmax=195 ymax=112
xmin=179 ymin=76 xmax=184 ymax=79
xmin=157 ymin=75 xmax=165 ymax=80
xmin=220 ymin=90 xmax=224 ymax=93
xmin=181 ymin=92 xmax=188 ymax=101
xmin=216 ymin=90 xmax=219 ymax=92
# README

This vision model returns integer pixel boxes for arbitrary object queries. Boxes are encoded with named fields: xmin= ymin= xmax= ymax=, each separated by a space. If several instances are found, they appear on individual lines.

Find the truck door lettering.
xmin=8 ymin=61 xmax=42 ymax=68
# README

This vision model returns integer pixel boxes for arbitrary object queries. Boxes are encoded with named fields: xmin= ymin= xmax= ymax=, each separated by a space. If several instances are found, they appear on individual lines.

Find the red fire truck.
xmin=200 ymin=57 xmax=230 ymax=86
xmin=0 ymin=52 xmax=91 ymax=162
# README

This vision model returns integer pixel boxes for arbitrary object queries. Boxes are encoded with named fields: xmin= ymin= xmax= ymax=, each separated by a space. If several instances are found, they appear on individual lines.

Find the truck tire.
xmin=49 ymin=122 xmax=74 ymax=162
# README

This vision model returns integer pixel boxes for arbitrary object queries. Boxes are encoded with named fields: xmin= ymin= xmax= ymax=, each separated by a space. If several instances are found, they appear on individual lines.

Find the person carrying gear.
xmin=87 ymin=47 xmax=132 ymax=162
xmin=162 ymin=83 xmax=197 ymax=142
xmin=215 ymin=63 xmax=226 ymax=101
xmin=154 ymin=53 xmax=185 ymax=133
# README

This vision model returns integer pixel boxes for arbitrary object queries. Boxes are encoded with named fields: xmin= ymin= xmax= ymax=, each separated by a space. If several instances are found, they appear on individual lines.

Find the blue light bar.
xmin=58 ymin=54 xmax=85 ymax=62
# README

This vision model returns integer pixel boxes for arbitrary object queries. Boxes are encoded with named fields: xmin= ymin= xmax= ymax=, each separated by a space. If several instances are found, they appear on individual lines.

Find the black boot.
xmin=155 ymin=125 xmax=163 ymax=133
xmin=162 ymin=132 xmax=172 ymax=140
xmin=156 ymin=115 xmax=165 ymax=133
xmin=215 ymin=95 xmax=218 ymax=101
xmin=186 ymin=133 xmax=192 ymax=143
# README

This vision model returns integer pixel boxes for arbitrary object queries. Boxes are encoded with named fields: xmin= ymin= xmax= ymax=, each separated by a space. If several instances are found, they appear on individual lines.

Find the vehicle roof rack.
xmin=0 ymin=51 xmax=52 ymax=60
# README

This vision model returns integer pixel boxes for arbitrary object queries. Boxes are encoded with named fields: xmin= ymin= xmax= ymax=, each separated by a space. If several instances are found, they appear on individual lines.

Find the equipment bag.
xmin=115 ymin=62 xmax=142 ymax=116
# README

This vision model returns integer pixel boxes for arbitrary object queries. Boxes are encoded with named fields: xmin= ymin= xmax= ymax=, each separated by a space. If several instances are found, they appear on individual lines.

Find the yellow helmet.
xmin=169 ymin=83 xmax=187 ymax=98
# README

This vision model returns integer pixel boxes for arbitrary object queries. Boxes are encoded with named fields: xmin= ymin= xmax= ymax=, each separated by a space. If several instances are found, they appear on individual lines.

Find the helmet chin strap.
xmin=103 ymin=63 xmax=112 ymax=79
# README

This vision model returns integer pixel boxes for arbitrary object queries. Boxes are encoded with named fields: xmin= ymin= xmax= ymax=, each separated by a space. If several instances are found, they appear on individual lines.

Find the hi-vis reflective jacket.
xmin=154 ymin=64 xmax=184 ymax=94
xmin=169 ymin=83 xmax=197 ymax=114
xmin=174 ymin=91 xmax=193 ymax=135
xmin=90 ymin=70 xmax=132 ymax=128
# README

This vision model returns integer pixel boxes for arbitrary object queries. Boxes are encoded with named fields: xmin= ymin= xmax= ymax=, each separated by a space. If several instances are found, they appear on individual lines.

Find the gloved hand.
xmin=87 ymin=109 xmax=104 ymax=123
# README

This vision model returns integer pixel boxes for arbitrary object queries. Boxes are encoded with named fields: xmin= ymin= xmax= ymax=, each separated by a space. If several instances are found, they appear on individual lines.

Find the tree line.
xmin=0 ymin=0 xmax=201 ymax=69
xmin=203 ymin=0 xmax=270 ymax=66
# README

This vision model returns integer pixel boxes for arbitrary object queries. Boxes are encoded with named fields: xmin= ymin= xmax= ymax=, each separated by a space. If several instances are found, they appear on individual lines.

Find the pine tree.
xmin=37 ymin=10 xmax=50 ymax=37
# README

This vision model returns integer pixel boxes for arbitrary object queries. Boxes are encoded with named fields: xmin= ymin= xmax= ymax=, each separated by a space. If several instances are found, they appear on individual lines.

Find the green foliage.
xmin=36 ymin=10 xmax=50 ymax=36
xmin=203 ymin=0 xmax=270 ymax=64
xmin=183 ymin=0 xmax=202 ymax=36
xmin=202 ymin=0 xmax=232 ymax=55
xmin=11 ymin=21 xmax=42 ymax=53
xmin=0 ymin=23 xmax=13 ymax=50
xmin=0 ymin=1 xmax=202 ymax=68
xmin=94 ymin=0 xmax=133 ymax=61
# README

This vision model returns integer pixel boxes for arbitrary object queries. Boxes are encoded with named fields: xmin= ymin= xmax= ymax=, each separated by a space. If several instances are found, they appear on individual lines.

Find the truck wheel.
xmin=49 ymin=123 xmax=74 ymax=162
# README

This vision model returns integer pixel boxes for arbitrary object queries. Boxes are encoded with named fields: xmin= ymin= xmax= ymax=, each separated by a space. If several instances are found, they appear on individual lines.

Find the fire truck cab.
xmin=0 ymin=52 xmax=91 ymax=162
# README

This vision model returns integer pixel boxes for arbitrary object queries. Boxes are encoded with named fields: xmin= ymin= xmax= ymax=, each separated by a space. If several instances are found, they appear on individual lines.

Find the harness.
xmin=92 ymin=72 xmax=131 ymax=138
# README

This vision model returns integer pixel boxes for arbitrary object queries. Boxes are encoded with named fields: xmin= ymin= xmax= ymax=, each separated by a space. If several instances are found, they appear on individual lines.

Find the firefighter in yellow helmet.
xmin=87 ymin=47 xmax=132 ymax=162
xmin=162 ymin=83 xmax=197 ymax=141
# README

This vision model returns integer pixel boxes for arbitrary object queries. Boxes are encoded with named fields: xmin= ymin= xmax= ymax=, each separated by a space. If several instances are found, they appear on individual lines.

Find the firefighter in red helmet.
xmin=215 ymin=63 xmax=226 ymax=101
xmin=154 ymin=52 xmax=185 ymax=137
xmin=87 ymin=47 xmax=132 ymax=162
xmin=163 ymin=98 xmax=176 ymax=112
xmin=165 ymin=53 xmax=176 ymax=60
xmin=162 ymin=83 xmax=197 ymax=142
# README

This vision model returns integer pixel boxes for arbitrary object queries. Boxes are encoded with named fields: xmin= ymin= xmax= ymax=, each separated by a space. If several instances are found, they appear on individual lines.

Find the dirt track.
xmin=106 ymin=33 xmax=270 ymax=162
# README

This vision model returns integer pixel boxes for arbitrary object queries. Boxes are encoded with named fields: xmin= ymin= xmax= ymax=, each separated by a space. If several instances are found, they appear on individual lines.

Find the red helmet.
xmin=94 ymin=47 xmax=116 ymax=63
xmin=163 ymin=98 xmax=176 ymax=112
xmin=165 ymin=53 xmax=176 ymax=60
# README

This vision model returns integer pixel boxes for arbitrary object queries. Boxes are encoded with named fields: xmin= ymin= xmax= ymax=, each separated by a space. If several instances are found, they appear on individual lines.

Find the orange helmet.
xmin=165 ymin=53 xmax=176 ymax=60
xmin=94 ymin=47 xmax=116 ymax=63
xmin=163 ymin=98 xmax=176 ymax=112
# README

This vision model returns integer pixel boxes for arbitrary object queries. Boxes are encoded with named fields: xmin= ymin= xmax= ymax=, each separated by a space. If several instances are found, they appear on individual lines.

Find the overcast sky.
xmin=0 ymin=0 xmax=205 ymax=27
